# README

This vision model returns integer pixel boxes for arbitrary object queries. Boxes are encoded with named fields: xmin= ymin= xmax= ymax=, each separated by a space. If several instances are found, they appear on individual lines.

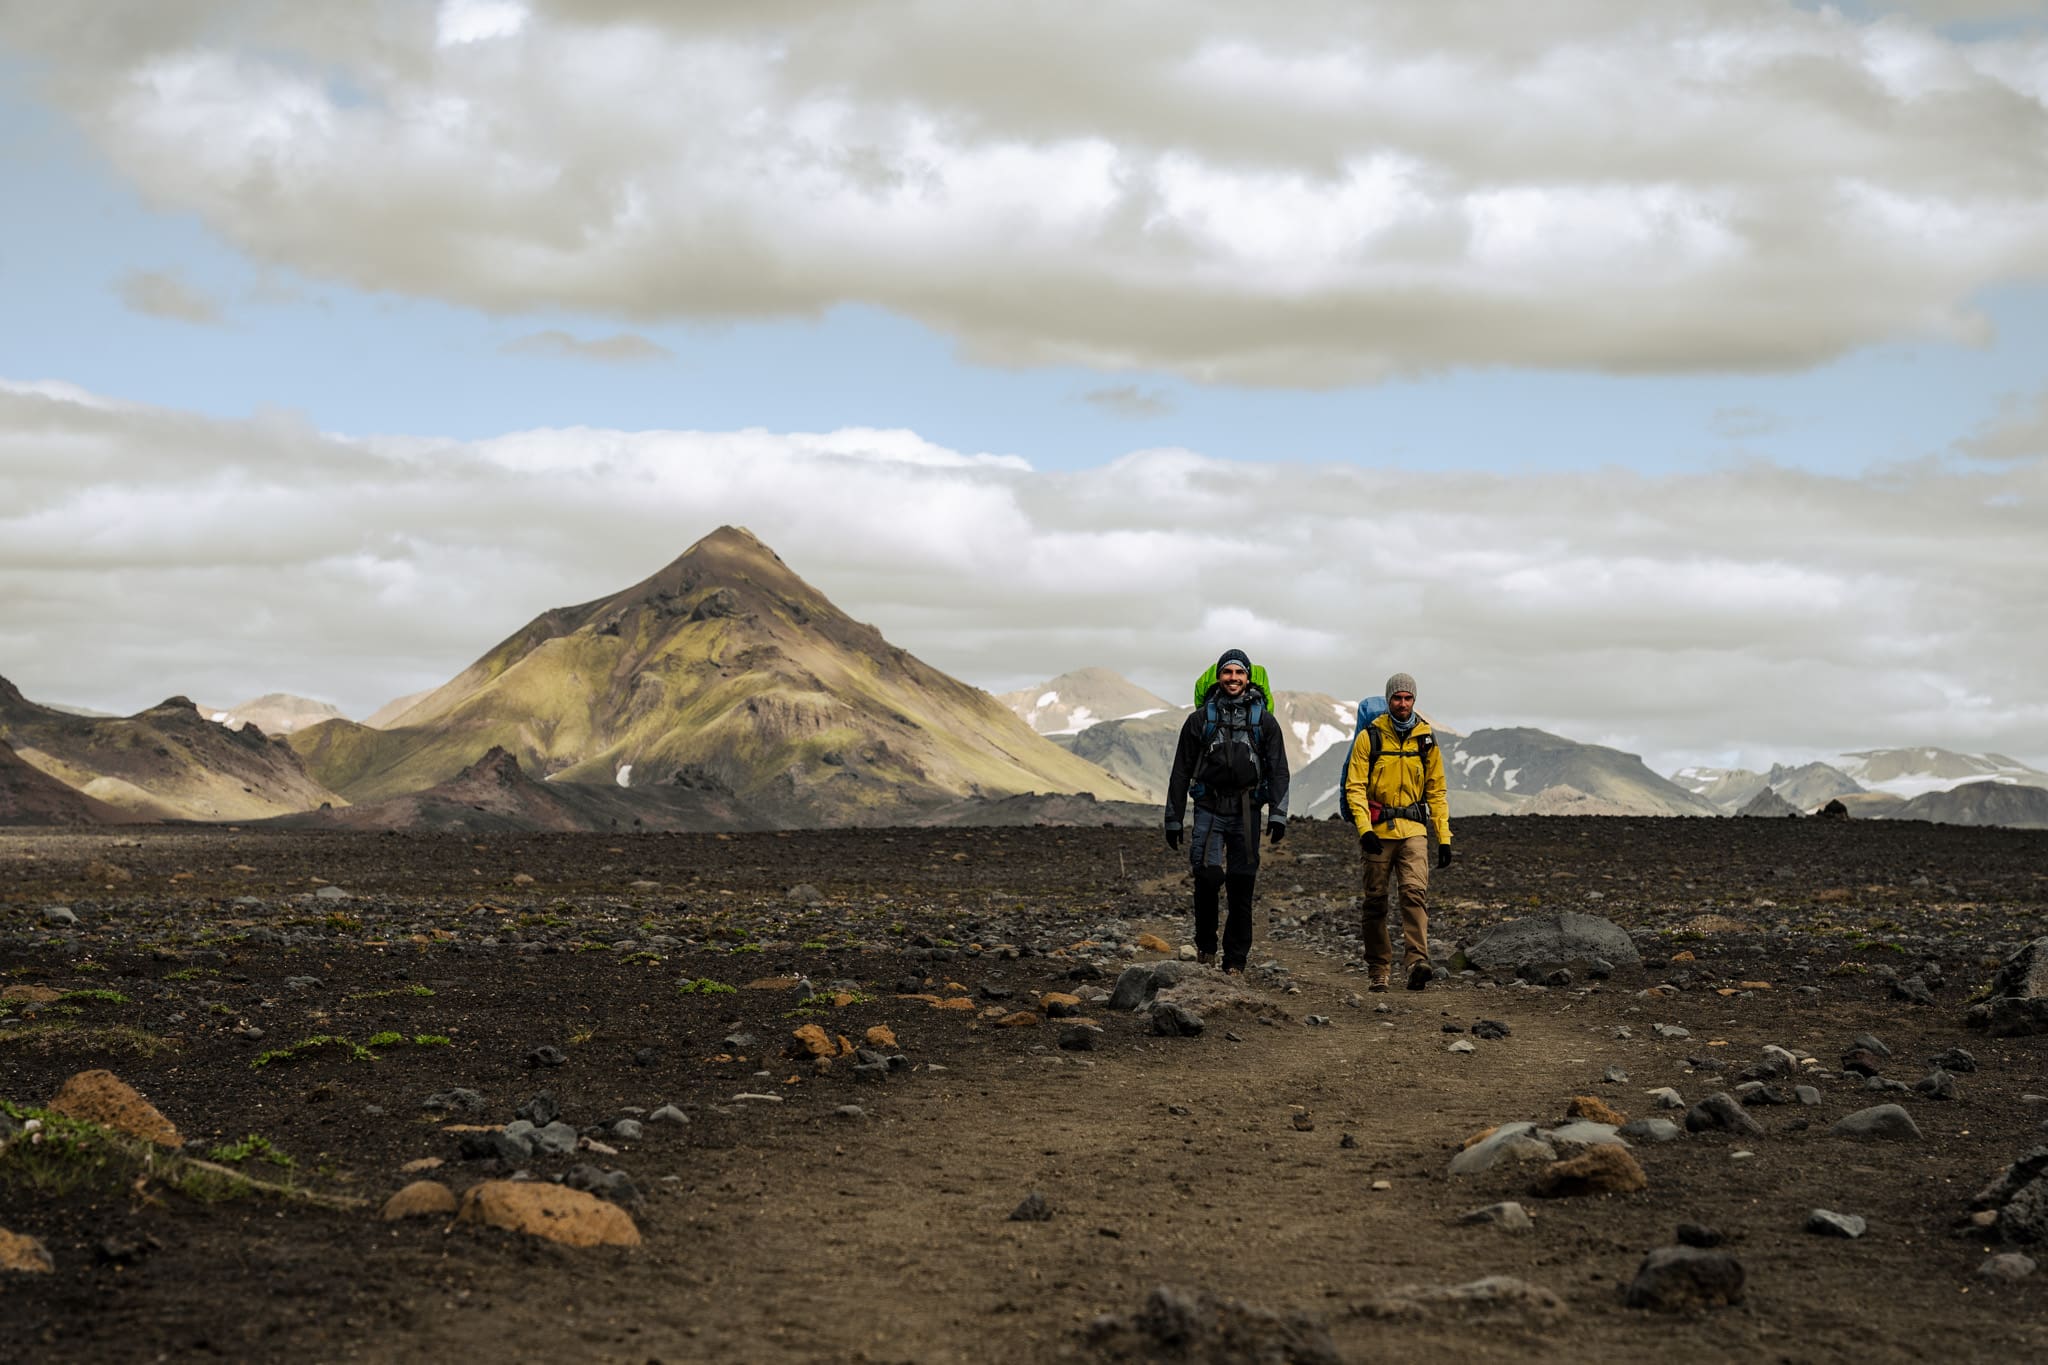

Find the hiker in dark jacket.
xmin=1164 ymin=648 xmax=1291 ymax=974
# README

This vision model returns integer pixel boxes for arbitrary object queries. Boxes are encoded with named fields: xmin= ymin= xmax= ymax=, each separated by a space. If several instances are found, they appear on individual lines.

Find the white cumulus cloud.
xmin=7 ymin=1 xmax=2048 ymax=382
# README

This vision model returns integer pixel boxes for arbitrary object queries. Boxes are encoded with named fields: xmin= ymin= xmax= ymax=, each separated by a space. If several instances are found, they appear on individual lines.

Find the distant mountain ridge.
xmin=0 ymin=675 xmax=338 ymax=821
xmin=1892 ymin=781 xmax=2048 ymax=829
xmin=994 ymin=668 xmax=1173 ymax=736
xmin=201 ymin=693 xmax=347 ymax=735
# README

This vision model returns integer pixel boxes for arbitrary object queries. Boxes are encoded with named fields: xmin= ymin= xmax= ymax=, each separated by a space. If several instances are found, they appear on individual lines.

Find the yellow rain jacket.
xmin=1343 ymin=714 xmax=1451 ymax=846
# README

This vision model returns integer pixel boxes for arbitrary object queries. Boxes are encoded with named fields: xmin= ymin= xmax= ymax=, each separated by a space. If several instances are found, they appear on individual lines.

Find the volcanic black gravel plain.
xmin=3 ymin=815 xmax=2046 ymax=1363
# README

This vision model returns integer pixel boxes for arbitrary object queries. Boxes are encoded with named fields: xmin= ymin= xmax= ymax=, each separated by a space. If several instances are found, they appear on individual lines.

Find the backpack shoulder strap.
xmin=1202 ymin=699 xmax=1219 ymax=741
xmin=1248 ymin=698 xmax=1264 ymax=732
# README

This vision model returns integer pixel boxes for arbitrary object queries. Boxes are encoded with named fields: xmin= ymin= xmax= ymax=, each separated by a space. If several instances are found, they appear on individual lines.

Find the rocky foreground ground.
xmin=2 ymin=816 xmax=2046 ymax=1363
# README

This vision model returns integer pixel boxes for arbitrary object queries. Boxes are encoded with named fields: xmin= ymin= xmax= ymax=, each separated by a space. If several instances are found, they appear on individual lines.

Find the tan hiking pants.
xmin=1361 ymin=834 xmax=1430 ymax=968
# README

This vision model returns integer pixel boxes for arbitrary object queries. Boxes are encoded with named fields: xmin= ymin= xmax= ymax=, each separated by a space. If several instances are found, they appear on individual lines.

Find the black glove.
xmin=1437 ymin=844 xmax=1454 ymax=870
xmin=1267 ymin=820 xmax=1286 ymax=845
xmin=1165 ymin=826 xmax=1181 ymax=851
xmin=1359 ymin=832 xmax=1381 ymax=856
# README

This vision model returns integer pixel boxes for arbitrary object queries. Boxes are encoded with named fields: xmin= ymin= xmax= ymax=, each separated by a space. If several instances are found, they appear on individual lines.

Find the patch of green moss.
xmin=677 ymin=978 xmax=736 ymax=995
xmin=60 ymin=988 xmax=131 ymax=1005
xmin=249 ymin=1034 xmax=377 ymax=1069
xmin=209 ymin=1133 xmax=294 ymax=1169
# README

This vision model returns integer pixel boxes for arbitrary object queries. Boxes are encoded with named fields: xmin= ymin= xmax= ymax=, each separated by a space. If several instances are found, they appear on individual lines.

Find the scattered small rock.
xmin=1009 ymin=1191 xmax=1053 ymax=1222
xmin=1529 ymin=1144 xmax=1647 ymax=1197
xmin=1979 ymin=1253 xmax=2037 ymax=1282
xmin=47 ymin=1070 xmax=181 ymax=1147
xmin=381 ymin=1181 xmax=458 ymax=1221
xmin=1830 ymin=1104 xmax=1923 ymax=1142
xmin=523 ymin=1045 xmax=567 ymax=1069
xmin=1913 ymin=1069 xmax=1958 ymax=1100
xmin=1684 ymin=1091 xmax=1764 ymax=1138
xmin=1085 ymin=1285 xmax=1343 ymax=1364
xmin=1358 ymin=1275 xmax=1566 ymax=1321
xmin=0 ymin=1228 xmax=55 ymax=1274
xmin=1805 ymin=1209 xmax=1867 ymax=1238
xmin=456 ymin=1180 xmax=640 ymax=1247
xmin=1676 ymin=1222 xmax=1724 ymax=1248
xmin=1567 ymin=1095 xmax=1627 ymax=1126
xmin=1458 ymin=1202 xmax=1533 ymax=1232
xmin=1623 ymin=1246 xmax=1745 ymax=1311
xmin=1618 ymin=1118 xmax=1682 ymax=1144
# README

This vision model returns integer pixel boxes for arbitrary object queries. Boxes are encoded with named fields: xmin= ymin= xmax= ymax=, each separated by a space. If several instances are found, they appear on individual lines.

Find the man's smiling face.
xmin=1218 ymin=662 xmax=1249 ymax=697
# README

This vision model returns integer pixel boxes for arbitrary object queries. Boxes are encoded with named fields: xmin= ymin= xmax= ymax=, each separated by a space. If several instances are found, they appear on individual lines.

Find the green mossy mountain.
xmin=289 ymin=527 xmax=1145 ymax=823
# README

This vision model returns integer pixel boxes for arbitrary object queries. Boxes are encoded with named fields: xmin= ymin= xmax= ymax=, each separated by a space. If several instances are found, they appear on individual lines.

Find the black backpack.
xmin=1191 ymin=694 xmax=1265 ymax=795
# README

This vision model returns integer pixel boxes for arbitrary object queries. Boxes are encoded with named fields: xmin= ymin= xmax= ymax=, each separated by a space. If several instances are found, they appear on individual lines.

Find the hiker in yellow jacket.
xmin=1343 ymin=672 xmax=1452 ymax=991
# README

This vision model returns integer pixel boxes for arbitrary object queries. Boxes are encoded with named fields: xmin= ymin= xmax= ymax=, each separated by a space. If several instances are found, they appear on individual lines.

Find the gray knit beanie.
xmin=1385 ymin=672 xmax=1417 ymax=701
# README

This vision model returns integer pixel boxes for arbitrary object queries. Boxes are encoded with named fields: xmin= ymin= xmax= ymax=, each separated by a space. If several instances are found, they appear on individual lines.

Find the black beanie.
xmin=1216 ymin=648 xmax=1252 ymax=673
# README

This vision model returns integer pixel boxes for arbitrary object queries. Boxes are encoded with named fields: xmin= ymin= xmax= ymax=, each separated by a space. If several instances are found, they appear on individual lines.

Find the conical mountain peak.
xmin=292 ymin=529 xmax=1144 ymax=820
xmin=593 ymin=524 xmax=826 ymax=626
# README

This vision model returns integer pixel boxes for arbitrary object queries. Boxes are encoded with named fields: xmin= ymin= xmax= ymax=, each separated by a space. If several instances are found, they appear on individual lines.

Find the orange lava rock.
xmin=1040 ymin=992 xmax=1084 ymax=1018
xmin=929 ymin=996 xmax=975 ymax=1012
xmin=1530 ymin=1144 xmax=1648 ymax=1198
xmin=747 ymin=976 xmax=799 ymax=990
xmin=47 ymin=1070 xmax=181 ymax=1147
xmin=1462 ymin=1125 xmax=1500 ymax=1150
xmin=1136 ymin=933 xmax=1173 ymax=953
xmin=0 ymin=1228 xmax=55 ymax=1274
xmin=894 ymin=993 xmax=942 ymax=1005
xmin=456 ymin=1181 xmax=640 ymax=1247
xmin=831 ymin=992 xmax=858 ymax=1008
xmin=1736 ymin=981 xmax=1771 ymax=991
xmin=788 ymin=1024 xmax=837 ymax=1059
xmin=997 ymin=1011 xmax=1041 ymax=1028
xmin=837 ymin=1034 xmax=854 ymax=1057
xmin=381 ymin=1181 xmax=457 ymax=1221
xmin=864 ymin=1025 xmax=899 ymax=1049
xmin=1670 ymin=950 xmax=1696 ymax=962
xmin=1566 ymin=1096 xmax=1628 ymax=1126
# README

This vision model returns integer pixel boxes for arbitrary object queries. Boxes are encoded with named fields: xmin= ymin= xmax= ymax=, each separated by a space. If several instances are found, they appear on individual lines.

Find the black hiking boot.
xmin=1406 ymin=959 xmax=1435 ymax=991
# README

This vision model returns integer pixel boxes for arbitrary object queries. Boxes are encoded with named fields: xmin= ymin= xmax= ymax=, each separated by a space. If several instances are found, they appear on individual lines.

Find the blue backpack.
xmin=1335 ymin=696 xmax=1388 ymax=824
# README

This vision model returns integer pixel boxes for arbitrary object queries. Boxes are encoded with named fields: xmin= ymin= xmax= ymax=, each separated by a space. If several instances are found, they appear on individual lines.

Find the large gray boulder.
xmin=1992 ymin=936 xmax=2048 ymax=1000
xmin=1110 ymin=959 xmax=1203 ymax=1012
xmin=1964 ymin=936 xmax=2048 ymax=1037
xmin=1454 ymin=913 xmax=1642 ymax=974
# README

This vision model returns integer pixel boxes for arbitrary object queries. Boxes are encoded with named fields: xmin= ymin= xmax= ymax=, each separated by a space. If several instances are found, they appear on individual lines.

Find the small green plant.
xmin=342 ymin=985 xmax=435 ymax=1003
xmin=61 ymin=988 xmax=131 ymax=1005
xmin=74 ymin=961 xmax=106 ymax=974
xmin=250 ymin=1034 xmax=376 ymax=1069
xmin=164 ymin=966 xmax=209 ymax=982
xmin=727 ymin=942 xmax=763 ymax=954
xmin=411 ymin=1034 xmax=452 ymax=1047
xmin=364 ymin=1031 xmax=404 ymax=1049
xmin=801 ymin=940 xmax=828 ymax=950
xmin=324 ymin=911 xmax=360 ymax=932
xmin=677 ymin=978 xmax=736 ymax=996
xmin=209 ymin=1134 xmax=295 ymax=1169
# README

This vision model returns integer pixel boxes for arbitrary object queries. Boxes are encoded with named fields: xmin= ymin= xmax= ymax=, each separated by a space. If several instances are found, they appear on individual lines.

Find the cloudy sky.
xmin=3 ymin=0 xmax=2046 ymax=776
